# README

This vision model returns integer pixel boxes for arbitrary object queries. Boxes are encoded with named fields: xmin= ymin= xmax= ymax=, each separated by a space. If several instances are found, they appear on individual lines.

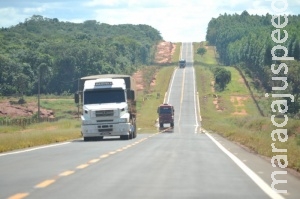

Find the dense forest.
xmin=206 ymin=11 xmax=300 ymax=115
xmin=0 ymin=15 xmax=162 ymax=96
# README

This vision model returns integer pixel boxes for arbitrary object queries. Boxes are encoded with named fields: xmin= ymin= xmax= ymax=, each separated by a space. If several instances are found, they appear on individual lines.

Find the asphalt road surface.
xmin=1 ymin=43 xmax=300 ymax=199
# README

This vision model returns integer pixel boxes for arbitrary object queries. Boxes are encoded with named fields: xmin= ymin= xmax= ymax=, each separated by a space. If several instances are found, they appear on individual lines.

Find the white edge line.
xmin=166 ymin=63 xmax=178 ymax=104
xmin=166 ymin=67 xmax=177 ymax=103
xmin=180 ymin=42 xmax=183 ymax=60
xmin=0 ymin=142 xmax=71 ymax=157
xmin=192 ymin=62 xmax=199 ymax=129
xmin=191 ymin=42 xmax=199 ymax=134
xmin=197 ymin=92 xmax=202 ymax=122
xmin=205 ymin=132 xmax=285 ymax=199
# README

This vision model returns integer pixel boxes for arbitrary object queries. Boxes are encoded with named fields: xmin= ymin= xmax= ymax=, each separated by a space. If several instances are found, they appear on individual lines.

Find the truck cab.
xmin=157 ymin=103 xmax=174 ymax=128
xmin=75 ymin=75 xmax=137 ymax=141
xmin=179 ymin=59 xmax=186 ymax=68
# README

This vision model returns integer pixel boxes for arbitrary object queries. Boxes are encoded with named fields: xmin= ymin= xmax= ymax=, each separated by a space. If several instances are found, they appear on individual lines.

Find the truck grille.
xmin=95 ymin=110 xmax=114 ymax=117
xmin=98 ymin=124 xmax=113 ymax=132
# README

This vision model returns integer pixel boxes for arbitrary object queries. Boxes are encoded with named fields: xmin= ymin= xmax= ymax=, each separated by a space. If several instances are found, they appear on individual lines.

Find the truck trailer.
xmin=75 ymin=74 xmax=137 ymax=141
xmin=157 ymin=103 xmax=174 ymax=128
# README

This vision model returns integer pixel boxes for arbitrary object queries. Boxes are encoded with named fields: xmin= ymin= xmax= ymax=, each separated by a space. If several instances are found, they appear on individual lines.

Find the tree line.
xmin=206 ymin=11 xmax=300 ymax=115
xmin=0 ymin=15 xmax=162 ymax=96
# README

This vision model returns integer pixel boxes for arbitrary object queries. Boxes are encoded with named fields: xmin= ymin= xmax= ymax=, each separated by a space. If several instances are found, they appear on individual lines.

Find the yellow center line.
xmin=181 ymin=69 xmax=185 ymax=104
xmin=89 ymin=158 xmax=100 ymax=163
xmin=8 ymin=193 xmax=29 ymax=199
xmin=9 ymin=137 xmax=155 ymax=199
xmin=35 ymin=179 xmax=55 ymax=188
xmin=59 ymin=170 xmax=75 ymax=177
xmin=77 ymin=164 xmax=89 ymax=169
xmin=100 ymin=154 xmax=109 ymax=158
xmin=179 ymin=68 xmax=185 ymax=124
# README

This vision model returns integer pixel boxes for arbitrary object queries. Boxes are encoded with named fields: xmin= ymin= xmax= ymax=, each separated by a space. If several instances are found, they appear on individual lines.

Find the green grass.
xmin=194 ymin=43 xmax=300 ymax=171
xmin=0 ymin=119 xmax=81 ymax=153
xmin=40 ymin=98 xmax=78 ymax=118
xmin=0 ymin=95 xmax=81 ymax=153
xmin=194 ymin=42 xmax=218 ymax=66
xmin=222 ymin=67 xmax=249 ymax=95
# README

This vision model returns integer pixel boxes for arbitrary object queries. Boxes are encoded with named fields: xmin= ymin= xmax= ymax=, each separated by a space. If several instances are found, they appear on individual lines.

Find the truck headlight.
xmin=82 ymin=120 xmax=89 ymax=125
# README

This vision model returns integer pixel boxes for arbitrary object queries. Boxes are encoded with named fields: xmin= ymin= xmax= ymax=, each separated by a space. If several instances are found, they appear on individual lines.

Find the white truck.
xmin=75 ymin=74 xmax=137 ymax=141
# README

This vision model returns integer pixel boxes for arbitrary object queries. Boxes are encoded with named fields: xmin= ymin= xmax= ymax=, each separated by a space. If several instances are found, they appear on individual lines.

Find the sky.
xmin=0 ymin=0 xmax=299 ymax=42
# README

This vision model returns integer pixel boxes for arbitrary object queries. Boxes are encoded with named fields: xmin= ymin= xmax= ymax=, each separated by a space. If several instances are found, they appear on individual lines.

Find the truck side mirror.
xmin=74 ymin=92 xmax=79 ymax=104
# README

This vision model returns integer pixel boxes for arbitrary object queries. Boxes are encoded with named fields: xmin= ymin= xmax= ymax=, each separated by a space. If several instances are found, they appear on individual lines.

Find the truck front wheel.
xmin=120 ymin=134 xmax=131 ymax=140
xmin=132 ymin=123 xmax=137 ymax=138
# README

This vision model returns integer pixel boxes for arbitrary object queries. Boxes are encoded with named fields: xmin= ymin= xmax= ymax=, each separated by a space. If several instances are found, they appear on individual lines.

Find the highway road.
xmin=1 ymin=42 xmax=300 ymax=199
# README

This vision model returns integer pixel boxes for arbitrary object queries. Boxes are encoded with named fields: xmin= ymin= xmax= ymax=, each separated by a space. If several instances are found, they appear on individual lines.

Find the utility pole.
xmin=38 ymin=67 xmax=40 ymax=122
xmin=77 ymin=78 xmax=80 ymax=119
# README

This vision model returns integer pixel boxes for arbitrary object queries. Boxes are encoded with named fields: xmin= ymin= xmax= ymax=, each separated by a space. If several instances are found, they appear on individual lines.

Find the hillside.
xmin=206 ymin=11 xmax=300 ymax=116
xmin=0 ymin=15 xmax=162 ymax=96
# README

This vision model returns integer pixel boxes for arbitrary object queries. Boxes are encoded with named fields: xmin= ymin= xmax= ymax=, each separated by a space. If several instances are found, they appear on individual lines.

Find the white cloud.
xmin=0 ymin=8 xmax=27 ymax=27
xmin=91 ymin=0 xmax=224 ymax=42
xmin=23 ymin=5 xmax=47 ymax=14
xmin=90 ymin=0 xmax=269 ymax=41
xmin=85 ymin=0 xmax=121 ymax=7
xmin=0 ymin=0 xmax=299 ymax=41
xmin=84 ymin=0 xmax=176 ymax=8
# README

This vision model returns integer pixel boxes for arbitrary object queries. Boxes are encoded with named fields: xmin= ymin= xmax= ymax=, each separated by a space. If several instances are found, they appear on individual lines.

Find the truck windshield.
xmin=159 ymin=107 xmax=172 ymax=114
xmin=84 ymin=89 xmax=125 ymax=105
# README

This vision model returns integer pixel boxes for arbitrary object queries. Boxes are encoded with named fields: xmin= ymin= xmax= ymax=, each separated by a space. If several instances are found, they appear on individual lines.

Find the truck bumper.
xmin=82 ymin=123 xmax=131 ymax=137
xmin=159 ymin=120 xmax=174 ymax=124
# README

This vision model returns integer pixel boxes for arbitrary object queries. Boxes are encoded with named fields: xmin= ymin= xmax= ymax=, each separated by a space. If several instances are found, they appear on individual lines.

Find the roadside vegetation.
xmin=0 ymin=43 xmax=179 ymax=153
xmin=0 ymin=96 xmax=81 ymax=153
xmin=206 ymin=11 xmax=300 ymax=116
xmin=194 ymin=42 xmax=300 ymax=172
xmin=0 ymin=119 xmax=80 ymax=152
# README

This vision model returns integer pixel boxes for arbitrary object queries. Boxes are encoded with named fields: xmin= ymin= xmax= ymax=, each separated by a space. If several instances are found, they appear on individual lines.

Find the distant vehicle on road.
xmin=157 ymin=103 xmax=174 ymax=128
xmin=179 ymin=59 xmax=186 ymax=68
